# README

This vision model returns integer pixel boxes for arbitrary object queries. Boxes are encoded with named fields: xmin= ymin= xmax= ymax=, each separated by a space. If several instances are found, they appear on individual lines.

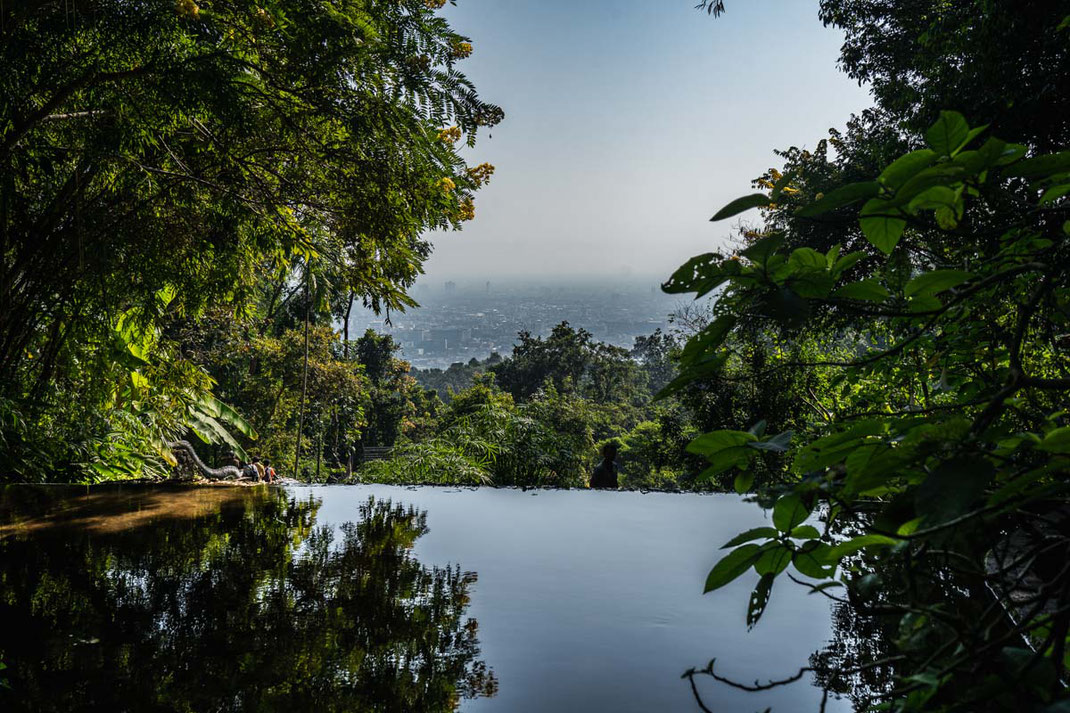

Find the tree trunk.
xmin=293 ymin=269 xmax=311 ymax=478
xmin=343 ymin=291 xmax=353 ymax=360
xmin=315 ymin=427 xmax=323 ymax=481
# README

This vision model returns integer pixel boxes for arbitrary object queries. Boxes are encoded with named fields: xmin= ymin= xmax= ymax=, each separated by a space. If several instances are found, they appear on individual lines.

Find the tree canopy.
xmin=679 ymin=2 xmax=1070 ymax=710
xmin=0 ymin=0 xmax=500 ymax=480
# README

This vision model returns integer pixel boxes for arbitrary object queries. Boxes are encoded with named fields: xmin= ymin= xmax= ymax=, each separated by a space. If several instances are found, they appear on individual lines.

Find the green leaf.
xmin=208 ymin=395 xmax=259 ymax=440
xmin=1003 ymin=151 xmax=1070 ymax=180
xmin=924 ymin=111 xmax=969 ymax=156
xmin=890 ymin=165 xmax=969 ymax=207
xmin=721 ymin=527 xmax=778 ymax=549
xmin=907 ymin=185 xmax=960 ymax=212
xmin=879 ymin=149 xmax=936 ymax=188
xmin=830 ymin=250 xmax=866 ymax=278
xmin=733 ymin=470 xmax=755 ymax=494
xmin=955 ymin=125 xmax=988 ymax=155
xmin=705 ymin=544 xmax=761 ymax=593
xmin=1037 ymin=427 xmax=1070 ymax=454
xmin=662 ymin=253 xmax=737 ymax=295
xmin=788 ymin=247 xmax=827 ymax=270
xmin=1040 ymin=184 xmax=1070 ymax=205
xmin=904 ymin=269 xmax=974 ymax=297
xmin=687 ymin=430 xmax=757 ymax=456
xmin=755 ymin=545 xmax=793 ymax=576
xmin=747 ymin=573 xmax=775 ymax=629
xmin=694 ymin=446 xmax=754 ymax=477
xmin=711 ymin=193 xmax=770 ymax=221
xmin=833 ymin=278 xmax=889 ymax=302
xmin=772 ymin=493 xmax=811 ymax=532
xmin=915 ymin=457 xmax=996 ymax=525
xmin=793 ymin=541 xmax=835 ymax=578
xmin=739 ymin=234 xmax=785 ymax=262
xmin=790 ymin=525 xmax=820 ymax=539
xmin=845 ymin=444 xmax=907 ymax=495
xmin=860 ymin=200 xmax=907 ymax=254
xmin=796 ymin=181 xmax=881 ymax=217
xmin=678 ymin=316 xmax=736 ymax=368
xmin=909 ymin=295 xmax=943 ymax=312
xmin=794 ymin=421 xmax=886 ymax=474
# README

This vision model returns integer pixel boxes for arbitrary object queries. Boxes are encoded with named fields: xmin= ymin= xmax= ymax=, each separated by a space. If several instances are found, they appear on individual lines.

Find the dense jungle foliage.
xmin=684 ymin=1 xmax=1070 ymax=711
xmin=0 ymin=0 xmax=502 ymax=481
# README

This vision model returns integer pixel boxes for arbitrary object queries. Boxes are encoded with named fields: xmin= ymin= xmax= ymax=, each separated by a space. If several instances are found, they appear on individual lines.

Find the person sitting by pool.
xmin=240 ymin=460 xmax=258 ymax=481
xmin=590 ymin=442 xmax=620 ymax=489
xmin=264 ymin=459 xmax=276 ymax=483
xmin=252 ymin=456 xmax=265 ymax=482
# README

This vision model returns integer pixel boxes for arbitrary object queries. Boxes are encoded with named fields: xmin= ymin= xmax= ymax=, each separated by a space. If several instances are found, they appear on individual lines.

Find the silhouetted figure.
xmin=590 ymin=443 xmax=620 ymax=489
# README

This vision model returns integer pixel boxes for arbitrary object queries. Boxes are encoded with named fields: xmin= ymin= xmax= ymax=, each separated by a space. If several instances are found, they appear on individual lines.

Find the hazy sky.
xmin=421 ymin=0 xmax=872 ymax=283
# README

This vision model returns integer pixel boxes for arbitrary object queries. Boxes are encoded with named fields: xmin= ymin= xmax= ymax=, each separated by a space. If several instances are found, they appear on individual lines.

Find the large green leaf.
xmin=678 ymin=315 xmax=737 ymax=367
xmin=721 ymin=527 xmax=778 ymax=549
xmin=1038 ymin=427 xmax=1070 ymax=454
xmin=687 ymin=430 xmax=756 ymax=456
xmin=793 ymin=541 xmax=835 ymax=578
xmin=704 ymin=544 xmax=761 ymax=592
xmin=755 ymin=545 xmax=793 ymax=576
xmin=1002 ymin=150 xmax=1070 ymax=180
xmin=904 ymin=269 xmax=974 ymax=297
xmin=772 ymin=493 xmax=810 ymax=532
xmin=662 ymin=253 xmax=738 ymax=295
xmin=711 ymin=193 xmax=770 ymax=221
xmin=198 ymin=394 xmax=259 ymax=439
xmin=879 ymin=149 xmax=936 ymax=188
xmin=844 ymin=444 xmax=907 ymax=495
xmin=833 ymin=278 xmax=890 ymax=302
xmin=925 ymin=111 xmax=969 ymax=156
xmin=915 ymin=457 xmax=996 ymax=525
xmin=860 ymin=199 xmax=907 ymax=254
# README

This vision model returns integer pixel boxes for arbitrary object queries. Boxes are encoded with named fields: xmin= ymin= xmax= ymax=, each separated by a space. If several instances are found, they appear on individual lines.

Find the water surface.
xmin=0 ymin=484 xmax=847 ymax=712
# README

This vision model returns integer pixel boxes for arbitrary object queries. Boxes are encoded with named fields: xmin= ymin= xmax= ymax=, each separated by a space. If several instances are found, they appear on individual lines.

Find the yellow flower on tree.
xmin=466 ymin=162 xmax=495 ymax=187
xmin=457 ymin=197 xmax=475 ymax=221
xmin=436 ymin=126 xmax=461 ymax=143
xmin=451 ymin=41 xmax=473 ymax=59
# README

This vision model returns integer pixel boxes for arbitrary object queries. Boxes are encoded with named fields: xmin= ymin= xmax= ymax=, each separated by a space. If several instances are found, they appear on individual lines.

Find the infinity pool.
xmin=0 ymin=484 xmax=849 ymax=712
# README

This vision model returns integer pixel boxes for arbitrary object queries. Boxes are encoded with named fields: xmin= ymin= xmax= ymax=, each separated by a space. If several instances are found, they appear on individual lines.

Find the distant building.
xmin=444 ymin=281 xmax=457 ymax=293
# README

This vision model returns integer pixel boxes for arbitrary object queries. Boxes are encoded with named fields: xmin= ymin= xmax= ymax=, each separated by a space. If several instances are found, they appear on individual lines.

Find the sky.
xmin=420 ymin=0 xmax=874 ymax=284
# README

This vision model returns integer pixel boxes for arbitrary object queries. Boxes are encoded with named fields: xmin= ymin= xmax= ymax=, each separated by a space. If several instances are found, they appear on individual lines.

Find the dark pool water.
xmin=0 ymin=484 xmax=848 ymax=712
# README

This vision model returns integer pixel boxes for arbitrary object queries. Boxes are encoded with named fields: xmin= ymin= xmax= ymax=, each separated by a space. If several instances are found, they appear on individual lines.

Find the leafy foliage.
xmin=0 ymin=0 xmax=500 ymax=480
xmin=675 ymin=104 xmax=1070 ymax=709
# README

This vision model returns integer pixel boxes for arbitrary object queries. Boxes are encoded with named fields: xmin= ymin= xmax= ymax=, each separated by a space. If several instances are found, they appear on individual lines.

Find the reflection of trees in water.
xmin=809 ymin=600 xmax=896 ymax=709
xmin=0 ymin=487 xmax=496 ymax=712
